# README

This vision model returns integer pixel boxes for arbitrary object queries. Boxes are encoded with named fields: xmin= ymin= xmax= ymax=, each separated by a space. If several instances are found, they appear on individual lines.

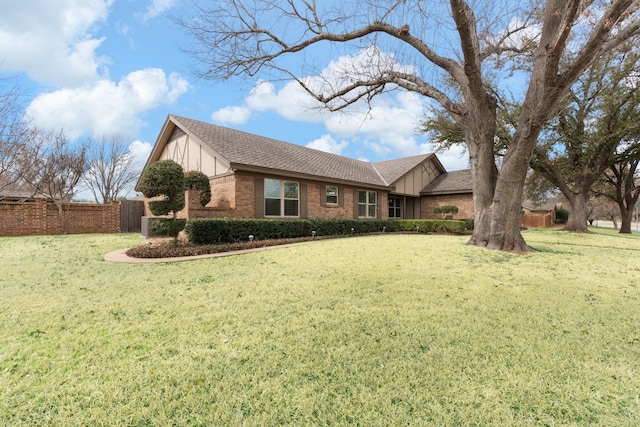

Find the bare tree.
xmin=82 ymin=135 xmax=140 ymax=203
xmin=0 ymin=79 xmax=37 ymax=200
xmin=589 ymin=193 xmax=620 ymax=228
xmin=30 ymin=131 xmax=89 ymax=233
xmin=177 ymin=0 xmax=640 ymax=252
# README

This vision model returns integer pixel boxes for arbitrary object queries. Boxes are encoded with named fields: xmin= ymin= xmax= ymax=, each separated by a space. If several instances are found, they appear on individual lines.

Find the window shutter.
xmin=320 ymin=184 xmax=326 ymax=207
xmin=254 ymin=177 xmax=264 ymax=218
xmin=353 ymin=189 xmax=359 ymax=219
xmin=300 ymin=182 xmax=308 ymax=218
xmin=338 ymin=187 xmax=344 ymax=207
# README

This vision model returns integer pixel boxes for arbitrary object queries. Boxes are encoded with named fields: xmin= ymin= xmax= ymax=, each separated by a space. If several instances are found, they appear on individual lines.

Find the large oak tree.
xmin=530 ymin=47 xmax=640 ymax=232
xmin=179 ymin=0 xmax=640 ymax=252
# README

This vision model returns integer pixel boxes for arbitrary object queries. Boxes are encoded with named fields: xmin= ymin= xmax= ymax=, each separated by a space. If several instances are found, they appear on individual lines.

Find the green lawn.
xmin=1 ymin=228 xmax=639 ymax=425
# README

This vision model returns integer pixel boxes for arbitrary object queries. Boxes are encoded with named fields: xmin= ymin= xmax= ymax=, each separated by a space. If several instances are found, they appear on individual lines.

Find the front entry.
xmin=388 ymin=196 xmax=402 ymax=219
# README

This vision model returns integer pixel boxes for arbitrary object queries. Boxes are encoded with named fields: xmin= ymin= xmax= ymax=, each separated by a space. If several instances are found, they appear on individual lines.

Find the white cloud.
xmin=306 ymin=134 xmax=349 ymax=155
xmin=244 ymin=81 xmax=327 ymax=123
xmin=211 ymin=106 xmax=252 ymax=125
xmin=142 ymin=0 xmax=177 ymax=21
xmin=26 ymin=68 xmax=189 ymax=139
xmin=129 ymin=140 xmax=153 ymax=169
xmin=324 ymin=91 xmax=427 ymax=157
xmin=0 ymin=0 xmax=112 ymax=87
xmin=215 ymin=47 xmax=430 ymax=159
xmin=426 ymin=144 xmax=469 ymax=171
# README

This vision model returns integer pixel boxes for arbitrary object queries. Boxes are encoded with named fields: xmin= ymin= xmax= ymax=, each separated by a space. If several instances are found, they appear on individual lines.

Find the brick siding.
xmin=421 ymin=193 xmax=474 ymax=219
xmin=307 ymin=183 xmax=353 ymax=219
xmin=0 ymin=200 xmax=120 ymax=236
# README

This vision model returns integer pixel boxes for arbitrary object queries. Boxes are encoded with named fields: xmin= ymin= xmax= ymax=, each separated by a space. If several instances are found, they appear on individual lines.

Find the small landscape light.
xmin=351 ymin=227 xmax=355 ymax=234
xmin=383 ymin=226 xmax=386 ymax=232
xmin=312 ymin=231 xmax=316 ymax=237
xmin=249 ymin=235 xmax=254 ymax=242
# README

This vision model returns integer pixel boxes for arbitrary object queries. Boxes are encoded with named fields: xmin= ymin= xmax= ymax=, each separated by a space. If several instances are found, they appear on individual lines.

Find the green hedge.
xmin=185 ymin=218 xmax=467 ymax=245
xmin=393 ymin=219 xmax=466 ymax=234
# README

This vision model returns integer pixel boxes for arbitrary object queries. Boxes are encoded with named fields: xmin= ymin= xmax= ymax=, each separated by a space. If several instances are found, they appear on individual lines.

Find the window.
xmin=388 ymin=196 xmax=402 ymax=218
xmin=265 ymin=179 xmax=299 ymax=217
xmin=358 ymin=190 xmax=377 ymax=218
xmin=326 ymin=186 xmax=338 ymax=204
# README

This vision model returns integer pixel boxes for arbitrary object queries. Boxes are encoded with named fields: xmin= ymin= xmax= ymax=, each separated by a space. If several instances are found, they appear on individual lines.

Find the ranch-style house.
xmin=137 ymin=115 xmax=473 ymax=221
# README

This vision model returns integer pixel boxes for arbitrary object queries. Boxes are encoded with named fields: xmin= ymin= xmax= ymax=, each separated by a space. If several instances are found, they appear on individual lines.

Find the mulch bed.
xmin=125 ymin=236 xmax=332 ymax=259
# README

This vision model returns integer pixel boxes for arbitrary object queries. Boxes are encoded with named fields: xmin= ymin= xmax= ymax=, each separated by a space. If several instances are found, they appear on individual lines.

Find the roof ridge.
xmin=167 ymin=114 xmax=437 ymax=189
xmin=171 ymin=114 xmax=373 ymax=166
xmin=370 ymin=163 xmax=389 ymax=186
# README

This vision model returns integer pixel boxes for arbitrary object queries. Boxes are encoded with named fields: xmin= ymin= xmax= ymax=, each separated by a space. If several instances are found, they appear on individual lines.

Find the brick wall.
xmin=178 ymin=172 xmax=256 ymax=219
xmin=421 ymin=193 xmax=474 ymax=219
xmin=234 ymin=173 xmax=255 ymax=218
xmin=0 ymin=200 xmax=120 ymax=236
xmin=306 ymin=183 xmax=354 ymax=219
xmin=210 ymin=174 xmax=236 ymax=209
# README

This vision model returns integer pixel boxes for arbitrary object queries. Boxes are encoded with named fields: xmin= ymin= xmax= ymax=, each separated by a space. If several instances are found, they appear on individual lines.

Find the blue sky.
xmin=0 ymin=0 xmax=470 ymax=199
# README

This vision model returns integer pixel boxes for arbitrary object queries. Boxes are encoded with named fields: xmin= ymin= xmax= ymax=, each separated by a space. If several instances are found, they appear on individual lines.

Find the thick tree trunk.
xmin=477 ymin=156 xmax=531 ymax=253
xmin=619 ymin=208 xmax=633 ymax=234
xmin=564 ymin=191 xmax=589 ymax=232
xmin=465 ymin=108 xmax=532 ymax=253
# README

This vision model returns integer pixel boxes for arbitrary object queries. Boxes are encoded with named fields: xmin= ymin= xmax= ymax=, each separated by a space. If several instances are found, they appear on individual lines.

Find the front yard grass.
xmin=1 ymin=228 xmax=639 ymax=425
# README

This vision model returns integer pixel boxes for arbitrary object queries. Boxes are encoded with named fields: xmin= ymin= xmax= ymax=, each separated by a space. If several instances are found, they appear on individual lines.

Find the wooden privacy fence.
xmin=0 ymin=200 xmax=122 ymax=236
xmin=120 ymin=200 xmax=144 ymax=233
xmin=521 ymin=212 xmax=553 ymax=228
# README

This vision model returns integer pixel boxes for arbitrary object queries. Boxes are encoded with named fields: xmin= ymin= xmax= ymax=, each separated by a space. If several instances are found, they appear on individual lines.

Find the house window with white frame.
xmin=265 ymin=179 xmax=299 ymax=217
xmin=326 ymin=186 xmax=338 ymax=204
xmin=358 ymin=190 xmax=377 ymax=218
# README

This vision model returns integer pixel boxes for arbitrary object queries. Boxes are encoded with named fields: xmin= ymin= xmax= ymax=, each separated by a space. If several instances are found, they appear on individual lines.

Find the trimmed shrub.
xmin=185 ymin=218 xmax=466 ymax=245
xmin=555 ymin=207 xmax=569 ymax=224
xmin=184 ymin=171 xmax=211 ymax=206
xmin=151 ymin=219 xmax=187 ymax=238
xmin=393 ymin=219 xmax=465 ymax=234
xmin=138 ymin=160 xmax=186 ymax=243
xmin=433 ymin=205 xmax=459 ymax=218
xmin=138 ymin=160 xmax=185 ymax=216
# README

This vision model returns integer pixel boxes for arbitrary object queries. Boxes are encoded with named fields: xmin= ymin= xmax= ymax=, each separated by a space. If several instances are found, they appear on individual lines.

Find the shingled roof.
xmin=169 ymin=115 xmax=425 ymax=188
xmin=372 ymin=154 xmax=442 ymax=185
xmin=420 ymin=169 xmax=472 ymax=195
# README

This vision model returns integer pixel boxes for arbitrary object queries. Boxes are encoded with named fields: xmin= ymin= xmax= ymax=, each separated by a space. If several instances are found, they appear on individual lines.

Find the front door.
xmin=388 ymin=196 xmax=402 ymax=219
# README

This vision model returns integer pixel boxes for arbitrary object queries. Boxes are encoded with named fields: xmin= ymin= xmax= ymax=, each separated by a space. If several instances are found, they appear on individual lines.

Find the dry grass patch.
xmin=1 ymin=229 xmax=639 ymax=425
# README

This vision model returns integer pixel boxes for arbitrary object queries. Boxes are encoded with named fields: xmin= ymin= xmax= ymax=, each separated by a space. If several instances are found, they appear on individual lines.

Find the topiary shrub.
xmin=138 ymin=160 xmax=186 ymax=243
xmin=433 ymin=205 xmax=459 ymax=219
xmin=151 ymin=219 xmax=187 ymax=238
xmin=184 ymin=170 xmax=211 ymax=206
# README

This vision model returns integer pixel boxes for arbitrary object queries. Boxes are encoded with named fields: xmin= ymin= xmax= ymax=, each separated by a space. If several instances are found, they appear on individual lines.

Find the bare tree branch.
xmin=82 ymin=135 xmax=140 ymax=203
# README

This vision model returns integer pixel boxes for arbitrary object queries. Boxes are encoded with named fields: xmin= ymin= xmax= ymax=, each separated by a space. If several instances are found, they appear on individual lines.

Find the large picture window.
xmin=265 ymin=179 xmax=299 ymax=217
xmin=358 ymin=190 xmax=377 ymax=218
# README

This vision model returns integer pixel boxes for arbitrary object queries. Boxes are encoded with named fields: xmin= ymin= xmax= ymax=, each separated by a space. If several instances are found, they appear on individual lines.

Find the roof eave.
xmin=420 ymin=189 xmax=472 ymax=196
xmin=230 ymin=163 xmax=391 ymax=190
xmin=134 ymin=115 xmax=176 ymax=192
